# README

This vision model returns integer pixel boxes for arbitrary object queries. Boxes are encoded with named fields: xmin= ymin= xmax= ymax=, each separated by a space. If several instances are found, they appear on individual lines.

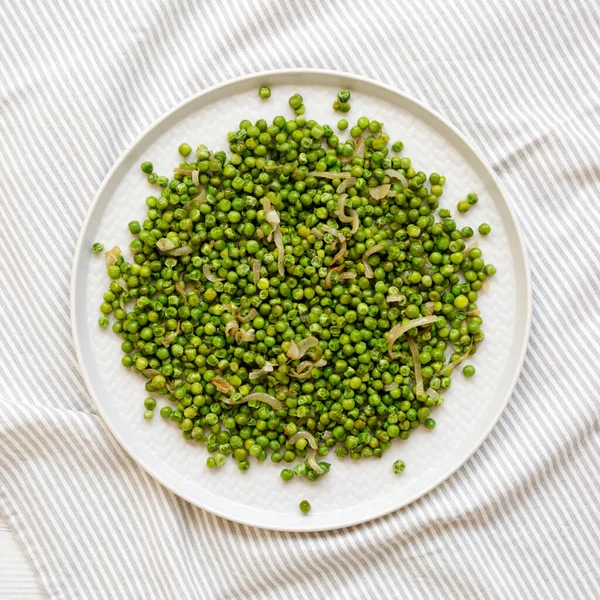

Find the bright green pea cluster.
xmin=288 ymin=93 xmax=305 ymax=116
xmin=457 ymin=192 xmax=479 ymax=213
xmin=99 ymin=91 xmax=497 ymax=483
xmin=333 ymin=90 xmax=351 ymax=112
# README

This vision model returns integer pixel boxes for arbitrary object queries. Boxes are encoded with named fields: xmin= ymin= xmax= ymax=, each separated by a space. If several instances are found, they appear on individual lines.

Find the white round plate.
xmin=72 ymin=70 xmax=531 ymax=532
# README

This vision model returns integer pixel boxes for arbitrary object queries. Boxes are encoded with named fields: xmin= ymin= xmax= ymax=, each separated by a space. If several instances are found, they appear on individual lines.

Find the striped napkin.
xmin=1 ymin=0 xmax=599 ymax=598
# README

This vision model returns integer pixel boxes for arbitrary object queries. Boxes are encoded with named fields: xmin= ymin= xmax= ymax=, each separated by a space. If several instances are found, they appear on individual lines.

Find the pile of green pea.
xmin=96 ymin=88 xmax=496 ymax=482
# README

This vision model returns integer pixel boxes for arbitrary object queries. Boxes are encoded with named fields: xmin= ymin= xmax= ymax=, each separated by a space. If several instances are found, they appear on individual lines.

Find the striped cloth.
xmin=1 ymin=0 xmax=599 ymax=598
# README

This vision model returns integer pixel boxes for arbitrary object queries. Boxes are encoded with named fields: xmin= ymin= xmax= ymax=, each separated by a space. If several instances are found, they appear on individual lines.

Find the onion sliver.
xmin=322 ymin=225 xmax=345 ymax=242
xmin=237 ymin=307 xmax=257 ymax=323
xmin=290 ymin=359 xmax=327 ymax=379
xmin=325 ymin=264 xmax=345 ymax=288
xmin=166 ymin=245 xmax=192 ymax=256
xmin=289 ymin=430 xmax=318 ymax=450
xmin=193 ymin=188 xmax=207 ymax=205
xmin=274 ymin=228 xmax=285 ymax=277
xmin=202 ymin=264 xmax=223 ymax=282
xmin=307 ymin=450 xmax=324 ymax=475
xmin=307 ymin=171 xmax=352 ymax=180
xmin=369 ymin=184 xmax=391 ymax=200
xmin=116 ymin=278 xmax=129 ymax=292
xmin=142 ymin=368 xmax=161 ymax=378
xmin=349 ymin=210 xmax=359 ymax=234
xmin=225 ymin=320 xmax=239 ymax=337
xmin=211 ymin=377 xmax=234 ymax=394
xmin=156 ymin=238 xmax=175 ymax=252
xmin=336 ymin=193 xmax=354 ymax=223
xmin=173 ymin=167 xmax=192 ymax=176
xmin=235 ymin=328 xmax=255 ymax=343
xmin=221 ymin=392 xmax=282 ymax=410
xmin=423 ymin=302 xmax=435 ymax=316
xmin=261 ymin=197 xmax=285 ymax=277
xmin=287 ymin=336 xmax=319 ymax=360
xmin=362 ymin=243 xmax=384 ymax=278
xmin=342 ymin=136 xmax=365 ymax=163
xmin=249 ymin=362 xmax=274 ymax=380
xmin=293 ymin=360 xmax=315 ymax=376
xmin=330 ymin=240 xmax=346 ymax=267
xmin=440 ymin=343 xmax=473 ymax=376
xmin=261 ymin=196 xmax=279 ymax=227
xmin=104 ymin=246 xmax=121 ymax=268
xmin=386 ymin=315 xmax=439 ymax=358
xmin=383 ymin=168 xmax=409 ymax=189
xmin=162 ymin=331 xmax=176 ymax=347
xmin=252 ymin=259 xmax=261 ymax=284
xmin=407 ymin=337 xmax=424 ymax=397
xmin=336 ymin=193 xmax=360 ymax=234
xmin=426 ymin=387 xmax=442 ymax=401
xmin=243 ymin=392 xmax=282 ymax=410
xmin=336 ymin=177 xmax=356 ymax=195
xmin=162 ymin=321 xmax=180 ymax=348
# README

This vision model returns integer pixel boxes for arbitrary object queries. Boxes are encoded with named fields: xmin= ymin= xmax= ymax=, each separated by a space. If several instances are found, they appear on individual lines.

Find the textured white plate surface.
xmin=72 ymin=70 xmax=531 ymax=532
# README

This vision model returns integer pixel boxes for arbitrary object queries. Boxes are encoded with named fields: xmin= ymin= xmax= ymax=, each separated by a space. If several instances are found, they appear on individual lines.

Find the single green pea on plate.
xmin=71 ymin=69 xmax=531 ymax=532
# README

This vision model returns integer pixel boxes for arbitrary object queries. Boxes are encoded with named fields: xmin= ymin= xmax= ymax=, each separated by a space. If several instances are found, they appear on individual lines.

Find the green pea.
xmin=357 ymin=116 xmax=369 ymax=130
xmin=393 ymin=460 xmax=405 ymax=474
xmin=280 ymin=469 xmax=294 ymax=481
xmin=337 ymin=90 xmax=351 ymax=102
xmin=178 ymin=143 xmax=192 ymax=156
xmin=288 ymin=93 xmax=303 ymax=109
xmin=258 ymin=86 xmax=271 ymax=99
xmin=99 ymin=302 xmax=113 ymax=314
xmin=463 ymin=365 xmax=475 ymax=377
xmin=128 ymin=221 xmax=141 ymax=234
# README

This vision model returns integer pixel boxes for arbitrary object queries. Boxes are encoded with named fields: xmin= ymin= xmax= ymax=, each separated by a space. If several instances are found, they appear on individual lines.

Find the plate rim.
xmin=71 ymin=68 xmax=532 ymax=532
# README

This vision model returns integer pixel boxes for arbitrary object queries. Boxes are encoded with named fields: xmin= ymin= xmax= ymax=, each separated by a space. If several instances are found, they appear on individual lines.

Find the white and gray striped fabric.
xmin=1 ymin=0 xmax=599 ymax=598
